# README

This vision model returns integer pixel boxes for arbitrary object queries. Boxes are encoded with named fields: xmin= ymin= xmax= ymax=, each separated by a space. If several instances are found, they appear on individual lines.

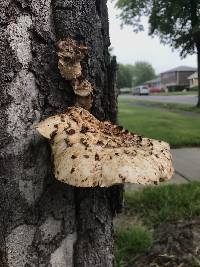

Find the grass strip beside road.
xmin=124 ymin=98 xmax=200 ymax=113
xmin=154 ymin=101 xmax=200 ymax=113
xmin=118 ymin=100 xmax=200 ymax=148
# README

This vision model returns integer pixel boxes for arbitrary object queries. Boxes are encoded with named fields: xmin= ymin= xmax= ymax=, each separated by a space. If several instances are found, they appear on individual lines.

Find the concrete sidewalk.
xmin=126 ymin=148 xmax=200 ymax=190
xmin=168 ymin=148 xmax=200 ymax=184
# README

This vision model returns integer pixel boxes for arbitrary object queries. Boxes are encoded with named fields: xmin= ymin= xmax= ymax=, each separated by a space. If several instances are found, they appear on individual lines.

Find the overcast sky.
xmin=107 ymin=1 xmax=197 ymax=74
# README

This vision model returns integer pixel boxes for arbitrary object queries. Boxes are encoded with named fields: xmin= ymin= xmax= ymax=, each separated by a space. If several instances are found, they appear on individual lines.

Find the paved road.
xmin=119 ymin=94 xmax=198 ymax=105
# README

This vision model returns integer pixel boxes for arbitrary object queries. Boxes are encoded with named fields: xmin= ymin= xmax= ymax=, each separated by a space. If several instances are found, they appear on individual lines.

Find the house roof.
xmin=161 ymin=66 xmax=197 ymax=74
xmin=144 ymin=77 xmax=161 ymax=84
xmin=188 ymin=72 xmax=198 ymax=79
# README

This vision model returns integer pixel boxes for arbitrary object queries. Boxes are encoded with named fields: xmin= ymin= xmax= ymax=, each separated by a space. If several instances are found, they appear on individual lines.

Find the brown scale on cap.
xmin=66 ymin=129 xmax=76 ymax=135
xmin=34 ymin=107 xmax=174 ymax=188
xmin=95 ymin=154 xmax=100 ymax=161
xmin=80 ymin=126 xmax=89 ymax=134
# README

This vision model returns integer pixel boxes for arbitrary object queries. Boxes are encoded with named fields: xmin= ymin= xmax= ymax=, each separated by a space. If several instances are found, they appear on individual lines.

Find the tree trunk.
xmin=196 ymin=44 xmax=200 ymax=107
xmin=0 ymin=0 xmax=122 ymax=266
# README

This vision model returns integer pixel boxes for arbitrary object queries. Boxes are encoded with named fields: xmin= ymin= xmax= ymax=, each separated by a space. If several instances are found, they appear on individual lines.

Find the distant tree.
xmin=117 ymin=62 xmax=155 ymax=89
xmin=115 ymin=0 xmax=200 ymax=107
xmin=117 ymin=64 xmax=135 ymax=88
xmin=132 ymin=61 xmax=156 ymax=86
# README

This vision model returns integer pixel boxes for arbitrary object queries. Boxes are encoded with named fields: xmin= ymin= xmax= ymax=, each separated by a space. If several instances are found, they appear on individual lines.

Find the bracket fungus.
xmin=57 ymin=38 xmax=87 ymax=80
xmin=34 ymin=107 xmax=174 ymax=187
xmin=72 ymin=78 xmax=93 ymax=97
xmin=57 ymin=38 xmax=94 ymax=110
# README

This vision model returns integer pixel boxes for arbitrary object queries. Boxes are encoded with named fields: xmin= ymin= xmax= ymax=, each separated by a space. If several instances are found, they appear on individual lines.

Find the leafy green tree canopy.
xmin=132 ymin=61 xmax=156 ymax=86
xmin=115 ymin=0 xmax=200 ymax=57
xmin=117 ymin=64 xmax=134 ymax=88
xmin=117 ymin=62 xmax=156 ymax=88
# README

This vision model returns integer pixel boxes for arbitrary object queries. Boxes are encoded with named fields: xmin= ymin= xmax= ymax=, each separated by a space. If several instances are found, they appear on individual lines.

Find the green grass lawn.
xmin=115 ymin=226 xmax=153 ymax=267
xmin=121 ymin=98 xmax=200 ymax=113
xmin=118 ymin=100 xmax=200 ymax=148
xmin=125 ymin=182 xmax=200 ymax=226
xmin=115 ymin=182 xmax=200 ymax=267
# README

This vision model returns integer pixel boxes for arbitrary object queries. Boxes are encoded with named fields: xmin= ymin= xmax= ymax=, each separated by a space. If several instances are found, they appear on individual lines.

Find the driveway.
xmin=119 ymin=94 xmax=198 ymax=105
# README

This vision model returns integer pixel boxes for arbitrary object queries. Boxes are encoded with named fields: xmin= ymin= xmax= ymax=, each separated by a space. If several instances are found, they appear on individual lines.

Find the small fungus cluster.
xmin=34 ymin=107 xmax=174 ymax=187
xmin=57 ymin=38 xmax=93 ymax=110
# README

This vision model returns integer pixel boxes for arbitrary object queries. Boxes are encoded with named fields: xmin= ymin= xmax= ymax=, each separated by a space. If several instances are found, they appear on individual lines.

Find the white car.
xmin=133 ymin=86 xmax=150 ymax=95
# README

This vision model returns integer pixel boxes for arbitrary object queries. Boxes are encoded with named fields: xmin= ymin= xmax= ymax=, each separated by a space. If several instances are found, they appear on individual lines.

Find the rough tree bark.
xmin=0 ymin=0 xmax=122 ymax=266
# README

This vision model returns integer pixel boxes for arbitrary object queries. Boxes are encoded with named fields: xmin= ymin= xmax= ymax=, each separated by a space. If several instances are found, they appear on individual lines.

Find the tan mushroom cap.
xmin=58 ymin=60 xmax=82 ymax=80
xmin=72 ymin=78 xmax=93 ymax=97
xmin=57 ymin=38 xmax=88 ymax=81
xmin=34 ymin=107 xmax=174 ymax=187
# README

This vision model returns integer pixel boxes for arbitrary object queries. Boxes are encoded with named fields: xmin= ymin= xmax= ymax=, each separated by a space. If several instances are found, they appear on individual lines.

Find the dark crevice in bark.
xmin=95 ymin=0 xmax=102 ymax=16
xmin=74 ymin=188 xmax=115 ymax=267
xmin=30 ymin=28 xmax=51 ymax=45
xmin=107 ymin=56 xmax=118 ymax=124
xmin=13 ymin=0 xmax=32 ymax=13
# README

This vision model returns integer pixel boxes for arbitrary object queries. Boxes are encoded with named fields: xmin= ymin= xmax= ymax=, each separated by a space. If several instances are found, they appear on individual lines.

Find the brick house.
xmin=188 ymin=72 xmax=198 ymax=88
xmin=161 ymin=66 xmax=197 ymax=91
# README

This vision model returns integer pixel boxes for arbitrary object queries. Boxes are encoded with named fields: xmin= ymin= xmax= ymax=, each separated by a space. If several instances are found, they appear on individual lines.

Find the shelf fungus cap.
xmin=72 ymin=78 xmax=93 ymax=97
xmin=57 ymin=38 xmax=88 ymax=80
xmin=34 ymin=107 xmax=174 ymax=187
xmin=58 ymin=61 xmax=82 ymax=80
